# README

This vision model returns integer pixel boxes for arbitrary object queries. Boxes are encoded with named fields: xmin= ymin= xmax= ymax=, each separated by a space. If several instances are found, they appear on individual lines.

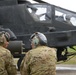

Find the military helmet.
xmin=0 ymin=31 xmax=10 ymax=45
xmin=4 ymin=32 xmax=10 ymax=42
xmin=30 ymin=32 xmax=47 ymax=46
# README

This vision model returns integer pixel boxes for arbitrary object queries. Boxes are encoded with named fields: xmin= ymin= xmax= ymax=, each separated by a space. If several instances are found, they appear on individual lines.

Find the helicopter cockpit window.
xmin=27 ymin=4 xmax=52 ymax=21
xmin=55 ymin=7 xmax=76 ymax=26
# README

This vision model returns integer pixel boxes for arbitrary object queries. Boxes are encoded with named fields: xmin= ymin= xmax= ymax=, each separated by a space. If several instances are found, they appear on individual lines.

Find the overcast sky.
xmin=42 ymin=0 xmax=76 ymax=12
xmin=28 ymin=0 xmax=76 ymax=12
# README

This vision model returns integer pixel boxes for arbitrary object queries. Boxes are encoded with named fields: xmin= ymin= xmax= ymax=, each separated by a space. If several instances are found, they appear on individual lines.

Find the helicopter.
xmin=0 ymin=0 xmax=76 ymax=70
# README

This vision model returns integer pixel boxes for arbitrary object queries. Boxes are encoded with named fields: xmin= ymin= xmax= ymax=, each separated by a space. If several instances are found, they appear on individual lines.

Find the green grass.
xmin=57 ymin=56 xmax=76 ymax=64
xmin=57 ymin=46 xmax=76 ymax=64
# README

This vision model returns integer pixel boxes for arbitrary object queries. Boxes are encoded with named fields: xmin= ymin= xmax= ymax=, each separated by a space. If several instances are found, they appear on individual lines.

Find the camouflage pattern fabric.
xmin=0 ymin=46 xmax=17 ymax=75
xmin=20 ymin=46 xmax=56 ymax=75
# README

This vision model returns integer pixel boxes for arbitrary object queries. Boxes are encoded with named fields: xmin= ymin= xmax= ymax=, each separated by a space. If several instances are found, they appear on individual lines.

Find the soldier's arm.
xmin=20 ymin=52 xmax=31 ymax=75
xmin=6 ymin=50 xmax=17 ymax=75
xmin=0 ymin=58 xmax=8 ymax=75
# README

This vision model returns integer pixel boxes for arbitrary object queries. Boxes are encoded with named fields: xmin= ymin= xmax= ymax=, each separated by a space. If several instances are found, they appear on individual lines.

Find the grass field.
xmin=57 ymin=46 xmax=76 ymax=64
xmin=57 ymin=56 xmax=76 ymax=64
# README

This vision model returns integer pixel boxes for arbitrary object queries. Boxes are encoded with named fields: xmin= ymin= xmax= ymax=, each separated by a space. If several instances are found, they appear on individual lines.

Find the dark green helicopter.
xmin=0 ymin=0 xmax=76 ymax=70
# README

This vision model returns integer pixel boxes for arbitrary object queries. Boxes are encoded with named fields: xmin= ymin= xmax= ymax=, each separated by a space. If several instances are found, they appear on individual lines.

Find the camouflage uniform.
xmin=20 ymin=46 xmax=56 ymax=75
xmin=0 ymin=46 xmax=17 ymax=75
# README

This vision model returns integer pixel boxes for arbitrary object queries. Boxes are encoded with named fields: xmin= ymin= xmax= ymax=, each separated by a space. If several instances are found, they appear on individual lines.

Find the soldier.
xmin=20 ymin=32 xmax=56 ymax=75
xmin=0 ymin=31 xmax=17 ymax=75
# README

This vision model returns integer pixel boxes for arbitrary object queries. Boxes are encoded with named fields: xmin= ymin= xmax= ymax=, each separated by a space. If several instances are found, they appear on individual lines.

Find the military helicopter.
xmin=0 ymin=0 xmax=76 ymax=70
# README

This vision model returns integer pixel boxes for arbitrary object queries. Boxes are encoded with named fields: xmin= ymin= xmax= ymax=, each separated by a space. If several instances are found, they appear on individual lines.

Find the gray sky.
xmin=28 ymin=0 xmax=76 ymax=12
xmin=42 ymin=0 xmax=76 ymax=12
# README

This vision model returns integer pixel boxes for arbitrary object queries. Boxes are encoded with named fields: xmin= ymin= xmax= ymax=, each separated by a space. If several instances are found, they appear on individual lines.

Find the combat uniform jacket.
xmin=0 ymin=46 xmax=17 ymax=75
xmin=20 ymin=46 xmax=56 ymax=75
